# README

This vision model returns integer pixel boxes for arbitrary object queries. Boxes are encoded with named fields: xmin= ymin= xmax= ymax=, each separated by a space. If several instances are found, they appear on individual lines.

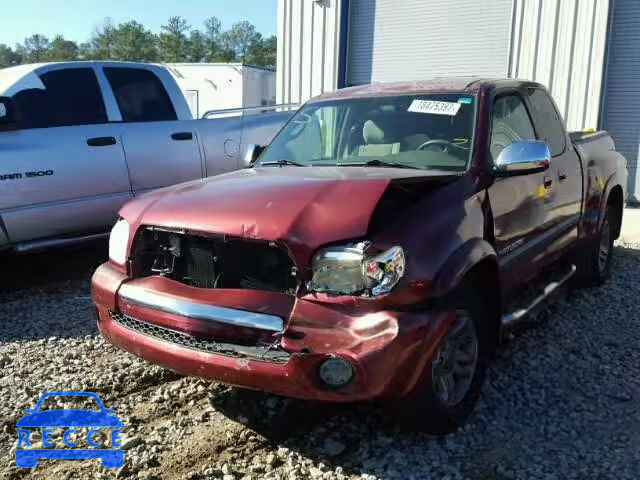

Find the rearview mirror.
xmin=493 ymin=140 xmax=550 ymax=176
xmin=241 ymin=143 xmax=266 ymax=168
xmin=0 ymin=96 xmax=18 ymax=127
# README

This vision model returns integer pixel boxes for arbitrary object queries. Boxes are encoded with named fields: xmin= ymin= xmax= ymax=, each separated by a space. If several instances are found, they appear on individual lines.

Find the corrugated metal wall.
xmin=276 ymin=0 xmax=343 ymax=105
xmin=509 ymin=0 xmax=610 ymax=131
xmin=601 ymin=0 xmax=640 ymax=202
xmin=347 ymin=0 xmax=512 ymax=85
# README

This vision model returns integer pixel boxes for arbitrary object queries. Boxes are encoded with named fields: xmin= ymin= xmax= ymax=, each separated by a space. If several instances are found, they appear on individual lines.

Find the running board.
xmin=501 ymin=264 xmax=576 ymax=329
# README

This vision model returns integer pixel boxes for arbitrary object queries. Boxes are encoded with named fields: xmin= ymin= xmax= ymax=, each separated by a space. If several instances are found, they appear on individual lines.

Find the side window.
xmin=527 ymin=88 xmax=566 ymax=156
xmin=12 ymin=68 xmax=107 ymax=129
xmin=104 ymin=68 xmax=177 ymax=123
xmin=490 ymin=93 xmax=536 ymax=161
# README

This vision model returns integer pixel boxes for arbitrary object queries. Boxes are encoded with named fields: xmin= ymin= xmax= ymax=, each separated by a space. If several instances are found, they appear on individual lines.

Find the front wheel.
xmin=394 ymin=289 xmax=494 ymax=435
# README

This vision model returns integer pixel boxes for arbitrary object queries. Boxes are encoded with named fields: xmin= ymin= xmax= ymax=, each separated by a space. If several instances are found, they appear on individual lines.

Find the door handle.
xmin=543 ymin=177 xmax=553 ymax=188
xmin=87 ymin=136 xmax=116 ymax=147
xmin=171 ymin=132 xmax=193 ymax=141
xmin=558 ymin=171 xmax=568 ymax=182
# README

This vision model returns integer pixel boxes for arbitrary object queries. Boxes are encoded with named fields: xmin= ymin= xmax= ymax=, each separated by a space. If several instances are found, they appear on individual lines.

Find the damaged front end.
xmin=110 ymin=226 xmax=302 ymax=363
xmin=94 ymin=168 xmax=465 ymax=401
xmin=130 ymin=226 xmax=299 ymax=294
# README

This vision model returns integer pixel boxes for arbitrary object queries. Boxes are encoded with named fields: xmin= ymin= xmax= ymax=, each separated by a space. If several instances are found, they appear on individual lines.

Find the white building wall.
xmin=509 ymin=0 xmax=610 ymax=131
xmin=276 ymin=0 xmax=343 ymax=105
xmin=166 ymin=64 xmax=276 ymax=118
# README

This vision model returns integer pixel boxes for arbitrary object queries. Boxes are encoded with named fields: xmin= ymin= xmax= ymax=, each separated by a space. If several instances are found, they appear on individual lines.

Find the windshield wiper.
xmin=260 ymin=159 xmax=307 ymax=167
xmin=337 ymin=159 xmax=422 ymax=169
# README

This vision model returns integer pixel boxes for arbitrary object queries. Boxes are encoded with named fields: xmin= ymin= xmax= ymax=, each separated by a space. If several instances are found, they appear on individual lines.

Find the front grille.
xmin=109 ymin=311 xmax=290 ymax=363
xmin=131 ymin=229 xmax=298 ymax=294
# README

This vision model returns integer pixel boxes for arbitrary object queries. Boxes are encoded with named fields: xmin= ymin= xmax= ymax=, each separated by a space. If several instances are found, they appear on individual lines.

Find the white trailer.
xmin=165 ymin=63 xmax=276 ymax=119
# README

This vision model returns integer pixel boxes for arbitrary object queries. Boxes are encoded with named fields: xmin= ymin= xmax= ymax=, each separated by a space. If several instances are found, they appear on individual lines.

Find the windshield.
xmin=259 ymin=93 xmax=476 ymax=170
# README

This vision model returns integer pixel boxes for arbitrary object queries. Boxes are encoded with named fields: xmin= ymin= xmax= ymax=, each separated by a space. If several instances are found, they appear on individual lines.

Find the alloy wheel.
xmin=598 ymin=217 xmax=611 ymax=274
xmin=431 ymin=310 xmax=479 ymax=407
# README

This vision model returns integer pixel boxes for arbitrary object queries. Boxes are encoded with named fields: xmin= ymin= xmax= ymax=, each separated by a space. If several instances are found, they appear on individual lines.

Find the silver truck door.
xmin=101 ymin=66 xmax=203 ymax=195
xmin=0 ymin=66 xmax=131 ymax=245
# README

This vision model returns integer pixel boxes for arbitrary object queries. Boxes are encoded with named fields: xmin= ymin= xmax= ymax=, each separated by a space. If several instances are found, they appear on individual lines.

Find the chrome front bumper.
xmin=118 ymin=283 xmax=284 ymax=332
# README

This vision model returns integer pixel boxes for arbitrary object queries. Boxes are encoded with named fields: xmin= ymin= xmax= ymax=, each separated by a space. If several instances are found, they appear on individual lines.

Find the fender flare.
xmin=432 ymin=238 xmax=498 ymax=297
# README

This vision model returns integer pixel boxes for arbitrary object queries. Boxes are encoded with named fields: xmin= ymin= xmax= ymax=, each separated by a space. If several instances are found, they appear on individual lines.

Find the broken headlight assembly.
xmin=308 ymin=243 xmax=405 ymax=297
xmin=108 ymin=219 xmax=130 ymax=265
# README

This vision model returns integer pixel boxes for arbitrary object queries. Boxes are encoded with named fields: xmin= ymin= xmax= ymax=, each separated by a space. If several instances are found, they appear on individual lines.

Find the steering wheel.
xmin=417 ymin=139 xmax=462 ymax=153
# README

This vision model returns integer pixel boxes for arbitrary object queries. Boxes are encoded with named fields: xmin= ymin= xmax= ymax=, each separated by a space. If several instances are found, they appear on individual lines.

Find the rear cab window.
xmin=526 ymin=88 xmax=567 ymax=157
xmin=103 ymin=67 xmax=177 ymax=123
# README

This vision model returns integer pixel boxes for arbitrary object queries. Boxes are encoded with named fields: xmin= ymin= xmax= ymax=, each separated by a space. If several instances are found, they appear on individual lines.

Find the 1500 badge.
xmin=0 ymin=170 xmax=54 ymax=181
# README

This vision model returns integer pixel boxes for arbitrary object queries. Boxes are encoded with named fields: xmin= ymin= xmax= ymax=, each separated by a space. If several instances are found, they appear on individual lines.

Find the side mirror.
xmin=241 ymin=143 xmax=266 ymax=168
xmin=493 ymin=140 xmax=550 ymax=176
xmin=0 ymin=96 xmax=18 ymax=127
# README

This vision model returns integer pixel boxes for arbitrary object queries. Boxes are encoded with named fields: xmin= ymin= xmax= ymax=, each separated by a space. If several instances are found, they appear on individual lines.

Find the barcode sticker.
xmin=408 ymin=100 xmax=461 ymax=116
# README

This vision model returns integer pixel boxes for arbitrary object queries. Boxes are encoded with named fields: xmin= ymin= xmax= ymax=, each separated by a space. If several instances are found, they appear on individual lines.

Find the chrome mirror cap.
xmin=241 ymin=144 xmax=259 ymax=168
xmin=494 ymin=140 xmax=551 ymax=176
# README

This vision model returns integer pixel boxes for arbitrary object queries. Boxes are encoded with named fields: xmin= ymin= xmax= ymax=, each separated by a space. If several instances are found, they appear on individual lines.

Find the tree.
xmin=159 ymin=16 xmax=190 ymax=62
xmin=245 ymin=34 xmax=276 ymax=67
xmin=77 ymin=42 xmax=94 ymax=60
xmin=48 ymin=35 xmax=79 ymax=61
xmin=0 ymin=44 xmax=22 ymax=68
xmin=187 ymin=30 xmax=207 ymax=63
xmin=224 ymin=21 xmax=260 ymax=61
xmin=20 ymin=34 xmax=51 ymax=62
xmin=202 ymin=16 xmax=222 ymax=61
xmin=90 ymin=18 xmax=118 ymax=60
xmin=111 ymin=21 xmax=158 ymax=62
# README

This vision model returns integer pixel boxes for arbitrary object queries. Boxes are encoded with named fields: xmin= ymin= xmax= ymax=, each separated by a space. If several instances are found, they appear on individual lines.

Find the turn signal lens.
xmin=108 ymin=219 xmax=130 ymax=265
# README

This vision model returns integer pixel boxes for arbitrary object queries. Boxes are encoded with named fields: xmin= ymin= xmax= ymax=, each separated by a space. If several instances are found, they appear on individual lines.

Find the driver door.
xmin=487 ymin=91 xmax=555 ymax=287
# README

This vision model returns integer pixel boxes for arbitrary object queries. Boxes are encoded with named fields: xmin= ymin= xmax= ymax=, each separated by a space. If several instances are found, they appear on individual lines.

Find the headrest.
xmin=363 ymin=119 xmax=386 ymax=144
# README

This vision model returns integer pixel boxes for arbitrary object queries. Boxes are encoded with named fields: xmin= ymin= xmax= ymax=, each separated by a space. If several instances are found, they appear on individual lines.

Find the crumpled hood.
xmin=120 ymin=166 xmax=457 ymax=265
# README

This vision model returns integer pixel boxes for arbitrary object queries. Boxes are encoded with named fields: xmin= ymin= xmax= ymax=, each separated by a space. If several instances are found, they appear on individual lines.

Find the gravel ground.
xmin=1 ymin=242 xmax=639 ymax=480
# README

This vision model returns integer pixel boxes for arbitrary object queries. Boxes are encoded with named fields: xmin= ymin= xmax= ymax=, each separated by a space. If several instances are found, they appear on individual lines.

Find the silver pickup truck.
xmin=0 ymin=61 xmax=293 ymax=253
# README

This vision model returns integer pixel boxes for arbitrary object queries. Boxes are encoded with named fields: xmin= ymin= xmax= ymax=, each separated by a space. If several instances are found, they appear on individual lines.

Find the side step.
xmin=501 ymin=264 xmax=576 ymax=330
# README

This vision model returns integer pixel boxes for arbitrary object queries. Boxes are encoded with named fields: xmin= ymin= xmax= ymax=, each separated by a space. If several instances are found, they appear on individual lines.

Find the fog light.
xmin=318 ymin=357 xmax=353 ymax=387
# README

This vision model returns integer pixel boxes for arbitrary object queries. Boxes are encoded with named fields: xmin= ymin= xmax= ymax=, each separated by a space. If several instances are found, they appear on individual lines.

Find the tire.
xmin=393 ymin=287 xmax=494 ymax=435
xmin=574 ymin=205 xmax=614 ymax=287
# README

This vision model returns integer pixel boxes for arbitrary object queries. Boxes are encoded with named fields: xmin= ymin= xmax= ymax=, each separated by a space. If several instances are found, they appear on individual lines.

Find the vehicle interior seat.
xmin=355 ymin=119 xmax=401 ymax=156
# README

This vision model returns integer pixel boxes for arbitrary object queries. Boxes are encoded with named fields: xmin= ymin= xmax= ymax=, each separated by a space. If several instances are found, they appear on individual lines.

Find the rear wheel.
xmin=574 ymin=205 xmax=614 ymax=287
xmin=395 ymin=288 xmax=494 ymax=435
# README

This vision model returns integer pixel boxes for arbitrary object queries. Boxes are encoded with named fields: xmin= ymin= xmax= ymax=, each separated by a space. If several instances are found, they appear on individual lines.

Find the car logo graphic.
xmin=15 ymin=391 xmax=124 ymax=468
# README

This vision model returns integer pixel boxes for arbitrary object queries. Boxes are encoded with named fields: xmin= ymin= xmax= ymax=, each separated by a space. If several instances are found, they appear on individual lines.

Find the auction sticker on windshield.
xmin=408 ymin=100 xmax=461 ymax=116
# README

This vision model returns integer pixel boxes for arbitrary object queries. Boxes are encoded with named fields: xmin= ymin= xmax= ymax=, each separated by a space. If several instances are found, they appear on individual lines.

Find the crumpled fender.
xmin=432 ymin=237 xmax=498 ymax=297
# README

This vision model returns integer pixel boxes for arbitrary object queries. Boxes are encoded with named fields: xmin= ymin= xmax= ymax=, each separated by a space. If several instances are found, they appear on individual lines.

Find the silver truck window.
xmin=12 ymin=68 xmax=107 ymax=129
xmin=104 ymin=67 xmax=177 ymax=123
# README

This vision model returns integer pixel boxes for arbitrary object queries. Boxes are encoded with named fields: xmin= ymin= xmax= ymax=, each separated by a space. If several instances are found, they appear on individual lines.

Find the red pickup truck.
xmin=92 ymin=78 xmax=627 ymax=434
